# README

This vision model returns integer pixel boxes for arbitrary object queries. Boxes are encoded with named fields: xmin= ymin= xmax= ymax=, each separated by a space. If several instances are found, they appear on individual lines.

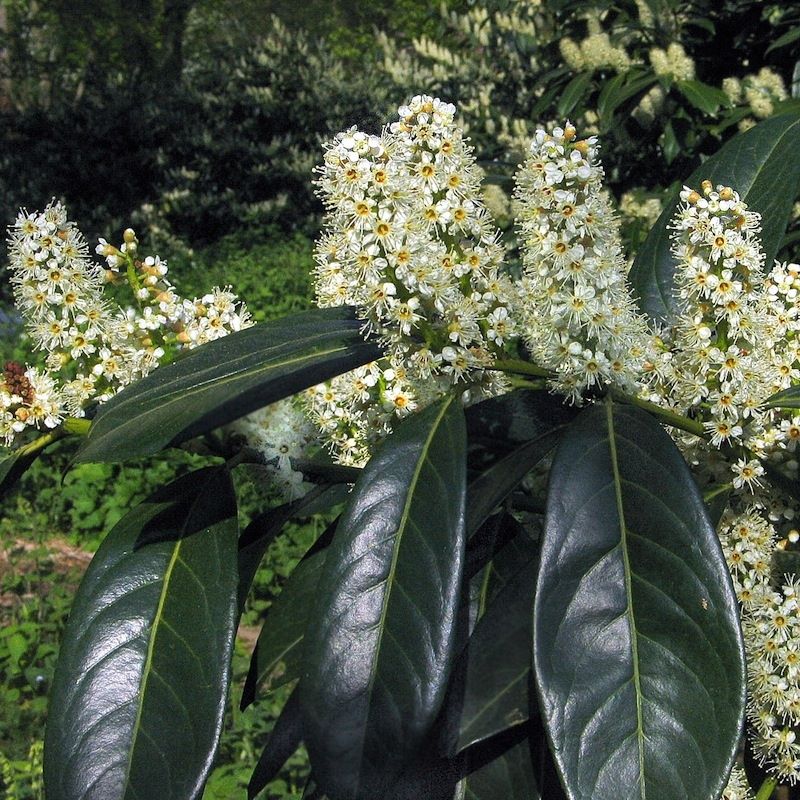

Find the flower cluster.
xmin=97 ymin=231 xmax=252 ymax=350
xmin=231 ymin=397 xmax=320 ymax=500
xmin=310 ymin=95 xmax=516 ymax=463
xmin=652 ymin=181 xmax=777 ymax=448
xmin=558 ymin=33 xmax=632 ymax=73
xmin=648 ymin=42 xmax=695 ymax=81
xmin=724 ymin=69 xmax=789 ymax=120
xmin=514 ymin=123 xmax=653 ymax=401
xmin=0 ymin=360 xmax=64 ymax=443
xmin=6 ymin=203 xmax=152 ymax=438
xmin=2 ymin=202 xmax=251 ymax=446
xmin=719 ymin=509 xmax=777 ymax=612
xmin=743 ymin=579 xmax=800 ymax=782
xmin=632 ymin=85 xmax=666 ymax=127
xmin=722 ymin=764 xmax=754 ymax=800
xmin=764 ymin=261 xmax=800 ymax=392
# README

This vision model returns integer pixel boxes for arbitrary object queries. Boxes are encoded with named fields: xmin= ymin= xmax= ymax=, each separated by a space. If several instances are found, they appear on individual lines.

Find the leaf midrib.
xmin=357 ymin=395 xmax=455 ymax=777
xmin=121 ymin=535 xmax=183 ymax=798
xmin=106 ymin=322 xmax=363 ymax=404
xmin=605 ymin=399 xmax=646 ymax=800
xmin=82 ymin=339 xmax=376 ymax=460
xmin=96 ymin=339 xmax=355 ymax=421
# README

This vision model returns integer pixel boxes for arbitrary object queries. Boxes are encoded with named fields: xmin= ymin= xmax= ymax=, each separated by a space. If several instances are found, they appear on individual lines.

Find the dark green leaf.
xmin=478 ymin=516 xmax=539 ymax=612
xmin=452 ymin=538 xmax=539 ymax=753
xmin=464 ymin=512 xmax=525 ymax=583
xmin=687 ymin=17 xmax=715 ymax=35
xmin=766 ymin=26 xmax=800 ymax=54
xmin=465 ymin=389 xmax=577 ymax=459
xmin=630 ymin=114 xmax=800 ymax=325
xmin=237 ymin=502 xmax=300 ymax=614
xmin=240 ymin=536 xmax=329 ymax=708
xmin=557 ymin=73 xmax=592 ymax=118
xmin=781 ymin=229 xmax=800 ymax=249
xmin=704 ymin=487 xmax=732 ymax=528
xmin=466 ymin=431 xmax=562 ymax=536
xmin=707 ymin=106 xmax=752 ymax=137
xmin=301 ymin=778 xmax=328 ymax=800
xmin=660 ymin=120 xmax=680 ymax=165
xmin=763 ymin=384 xmax=800 ymax=409
xmin=302 ymin=396 xmax=467 ymax=799
xmin=676 ymin=80 xmax=729 ymax=115
xmin=461 ymin=739 xmax=540 ymax=800
xmin=44 ymin=467 xmax=239 ymax=800
xmin=248 ymin=687 xmax=303 ymax=799
xmin=237 ymin=484 xmax=342 ymax=614
xmin=530 ymin=85 xmax=562 ymax=119
xmin=76 ymin=306 xmax=382 ymax=463
xmin=534 ymin=401 xmax=745 ymax=800
xmin=0 ymin=445 xmax=40 ymax=500
xmin=762 ymin=463 xmax=800 ymax=507
xmin=598 ymin=71 xmax=657 ymax=125
xmin=772 ymin=98 xmax=800 ymax=115
xmin=596 ymin=73 xmax=626 ymax=121
xmin=773 ymin=548 xmax=800 ymax=580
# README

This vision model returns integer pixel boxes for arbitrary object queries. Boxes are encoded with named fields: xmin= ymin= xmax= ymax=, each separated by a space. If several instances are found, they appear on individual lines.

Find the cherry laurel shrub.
xmin=5 ymin=97 xmax=800 ymax=800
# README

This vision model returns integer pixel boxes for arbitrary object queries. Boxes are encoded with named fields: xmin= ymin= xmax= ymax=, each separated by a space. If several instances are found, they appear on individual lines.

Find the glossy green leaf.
xmin=763 ymin=462 xmax=800 ymax=508
xmin=557 ymin=73 xmax=592 ymax=118
xmin=479 ymin=517 xmax=539 ymax=606
xmin=596 ymin=73 xmax=625 ymax=121
xmin=466 ymin=416 xmax=568 ymax=537
xmin=0 ymin=445 xmax=39 ymax=500
xmin=240 ymin=540 xmax=328 ymax=707
xmin=464 ymin=511 xmax=524 ymax=584
xmin=676 ymin=80 xmax=729 ymax=115
xmin=705 ymin=487 xmax=732 ymax=528
xmin=465 ymin=389 xmax=577 ymax=460
xmin=237 ymin=485 xmax=343 ymax=614
xmin=75 ymin=306 xmax=382 ymax=463
xmin=708 ymin=106 xmax=752 ymax=137
xmin=630 ymin=114 xmax=800 ymax=325
xmin=302 ymin=396 xmax=467 ymax=800
xmin=598 ymin=71 xmax=657 ymax=125
xmin=248 ymin=687 xmax=303 ymax=799
xmin=453 ymin=537 xmax=538 ymax=753
xmin=44 ymin=467 xmax=239 ymax=800
xmin=461 ymin=739 xmax=539 ymax=800
xmin=763 ymin=383 xmax=800 ymax=410
xmin=766 ymin=25 xmax=800 ymax=54
xmin=534 ymin=401 xmax=745 ymax=800
xmin=301 ymin=776 xmax=328 ymax=800
xmin=237 ymin=503 xmax=300 ymax=614
xmin=660 ymin=120 xmax=680 ymax=165
xmin=530 ymin=84 xmax=562 ymax=119
xmin=773 ymin=548 xmax=800 ymax=579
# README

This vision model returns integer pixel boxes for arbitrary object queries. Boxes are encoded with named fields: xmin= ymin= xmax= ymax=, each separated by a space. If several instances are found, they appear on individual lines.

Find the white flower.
xmin=514 ymin=123 xmax=654 ymax=402
xmin=310 ymin=95 xmax=516 ymax=463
